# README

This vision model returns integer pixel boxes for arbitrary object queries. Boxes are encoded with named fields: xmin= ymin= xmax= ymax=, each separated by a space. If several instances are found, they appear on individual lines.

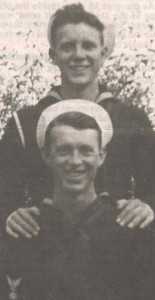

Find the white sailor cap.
xmin=37 ymin=99 xmax=113 ymax=150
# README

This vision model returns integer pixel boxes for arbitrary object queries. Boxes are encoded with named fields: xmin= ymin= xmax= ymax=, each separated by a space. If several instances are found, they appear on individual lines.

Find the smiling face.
xmin=50 ymin=23 xmax=104 ymax=88
xmin=43 ymin=125 xmax=105 ymax=195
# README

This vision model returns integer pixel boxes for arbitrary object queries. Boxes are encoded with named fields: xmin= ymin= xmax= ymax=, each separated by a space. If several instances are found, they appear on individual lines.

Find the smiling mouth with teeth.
xmin=70 ymin=66 xmax=89 ymax=71
xmin=66 ymin=170 xmax=86 ymax=178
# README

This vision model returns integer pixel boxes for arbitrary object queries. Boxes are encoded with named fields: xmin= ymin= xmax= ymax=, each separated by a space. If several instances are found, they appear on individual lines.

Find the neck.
xmin=60 ymin=80 xmax=99 ymax=102
xmin=53 ymin=185 xmax=96 ymax=221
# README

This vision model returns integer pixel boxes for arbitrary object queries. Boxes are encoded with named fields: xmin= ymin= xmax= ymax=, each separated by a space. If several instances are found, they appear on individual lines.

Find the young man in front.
xmin=1 ymin=4 xmax=154 ymax=240
xmin=2 ymin=100 xmax=155 ymax=300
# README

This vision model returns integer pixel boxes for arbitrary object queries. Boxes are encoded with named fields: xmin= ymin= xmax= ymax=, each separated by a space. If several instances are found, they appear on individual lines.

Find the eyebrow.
xmin=55 ymin=143 xmax=95 ymax=151
xmin=79 ymin=144 xmax=95 ymax=151
xmin=60 ymin=38 xmax=98 ymax=44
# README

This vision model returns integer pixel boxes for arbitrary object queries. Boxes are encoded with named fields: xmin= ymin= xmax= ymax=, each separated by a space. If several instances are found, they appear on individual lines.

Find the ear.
xmin=98 ymin=148 xmax=107 ymax=168
xmin=101 ymin=46 xmax=108 ymax=63
xmin=49 ymin=47 xmax=57 ymax=64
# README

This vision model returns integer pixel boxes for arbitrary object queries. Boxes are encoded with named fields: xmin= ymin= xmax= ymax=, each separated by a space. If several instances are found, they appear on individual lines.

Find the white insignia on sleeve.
xmin=6 ymin=276 xmax=22 ymax=300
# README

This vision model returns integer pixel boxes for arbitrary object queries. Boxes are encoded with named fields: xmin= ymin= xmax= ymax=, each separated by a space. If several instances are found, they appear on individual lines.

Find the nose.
xmin=73 ymin=44 xmax=85 ymax=60
xmin=68 ymin=149 xmax=82 ymax=166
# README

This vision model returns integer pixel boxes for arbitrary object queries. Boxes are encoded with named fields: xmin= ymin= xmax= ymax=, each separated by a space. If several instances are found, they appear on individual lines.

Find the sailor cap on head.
xmin=36 ymin=99 xmax=113 ymax=149
xmin=47 ymin=15 xmax=115 ymax=59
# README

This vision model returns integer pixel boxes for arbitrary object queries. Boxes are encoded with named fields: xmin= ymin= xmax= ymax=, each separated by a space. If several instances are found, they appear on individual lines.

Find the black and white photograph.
xmin=0 ymin=1 xmax=155 ymax=299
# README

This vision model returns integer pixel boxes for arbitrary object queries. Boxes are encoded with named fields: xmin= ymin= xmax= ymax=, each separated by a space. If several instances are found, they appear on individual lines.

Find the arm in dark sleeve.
xmin=0 ymin=116 xmax=25 ymax=233
xmin=130 ymin=106 xmax=155 ymax=208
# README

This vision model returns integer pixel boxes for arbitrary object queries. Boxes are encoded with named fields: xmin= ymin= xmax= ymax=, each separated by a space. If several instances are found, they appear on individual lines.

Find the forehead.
xmin=54 ymin=23 xmax=102 ymax=45
xmin=49 ymin=125 xmax=99 ymax=147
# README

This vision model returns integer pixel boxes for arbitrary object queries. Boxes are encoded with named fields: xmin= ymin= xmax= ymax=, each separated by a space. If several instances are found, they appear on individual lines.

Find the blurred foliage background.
xmin=0 ymin=0 xmax=155 ymax=137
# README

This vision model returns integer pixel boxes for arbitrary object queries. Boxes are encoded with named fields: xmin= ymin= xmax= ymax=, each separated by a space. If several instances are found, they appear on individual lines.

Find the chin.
xmin=63 ymin=184 xmax=85 ymax=194
xmin=68 ymin=77 xmax=92 ymax=88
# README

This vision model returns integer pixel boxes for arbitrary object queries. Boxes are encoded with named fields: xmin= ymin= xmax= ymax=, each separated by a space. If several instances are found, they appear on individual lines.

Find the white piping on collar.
xmin=46 ymin=89 xmax=62 ymax=101
xmin=96 ymin=92 xmax=113 ymax=104
xmin=46 ymin=89 xmax=113 ymax=104
xmin=13 ymin=112 xmax=25 ymax=149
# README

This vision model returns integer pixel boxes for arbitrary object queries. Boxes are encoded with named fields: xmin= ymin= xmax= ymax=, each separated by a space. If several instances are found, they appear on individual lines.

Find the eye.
xmin=83 ymin=41 xmax=96 ymax=50
xmin=61 ymin=42 xmax=74 ymax=52
xmin=57 ymin=146 xmax=70 ymax=156
xmin=80 ymin=146 xmax=94 ymax=156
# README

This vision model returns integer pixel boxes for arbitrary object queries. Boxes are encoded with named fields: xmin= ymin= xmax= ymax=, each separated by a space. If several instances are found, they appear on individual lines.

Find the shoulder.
xmin=1 ymin=94 xmax=59 ymax=148
xmin=4 ymin=94 xmax=59 ymax=134
xmin=16 ymin=94 xmax=58 ymax=121
xmin=100 ymin=95 xmax=152 ymax=130
xmin=82 ymin=194 xmax=155 ymax=253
